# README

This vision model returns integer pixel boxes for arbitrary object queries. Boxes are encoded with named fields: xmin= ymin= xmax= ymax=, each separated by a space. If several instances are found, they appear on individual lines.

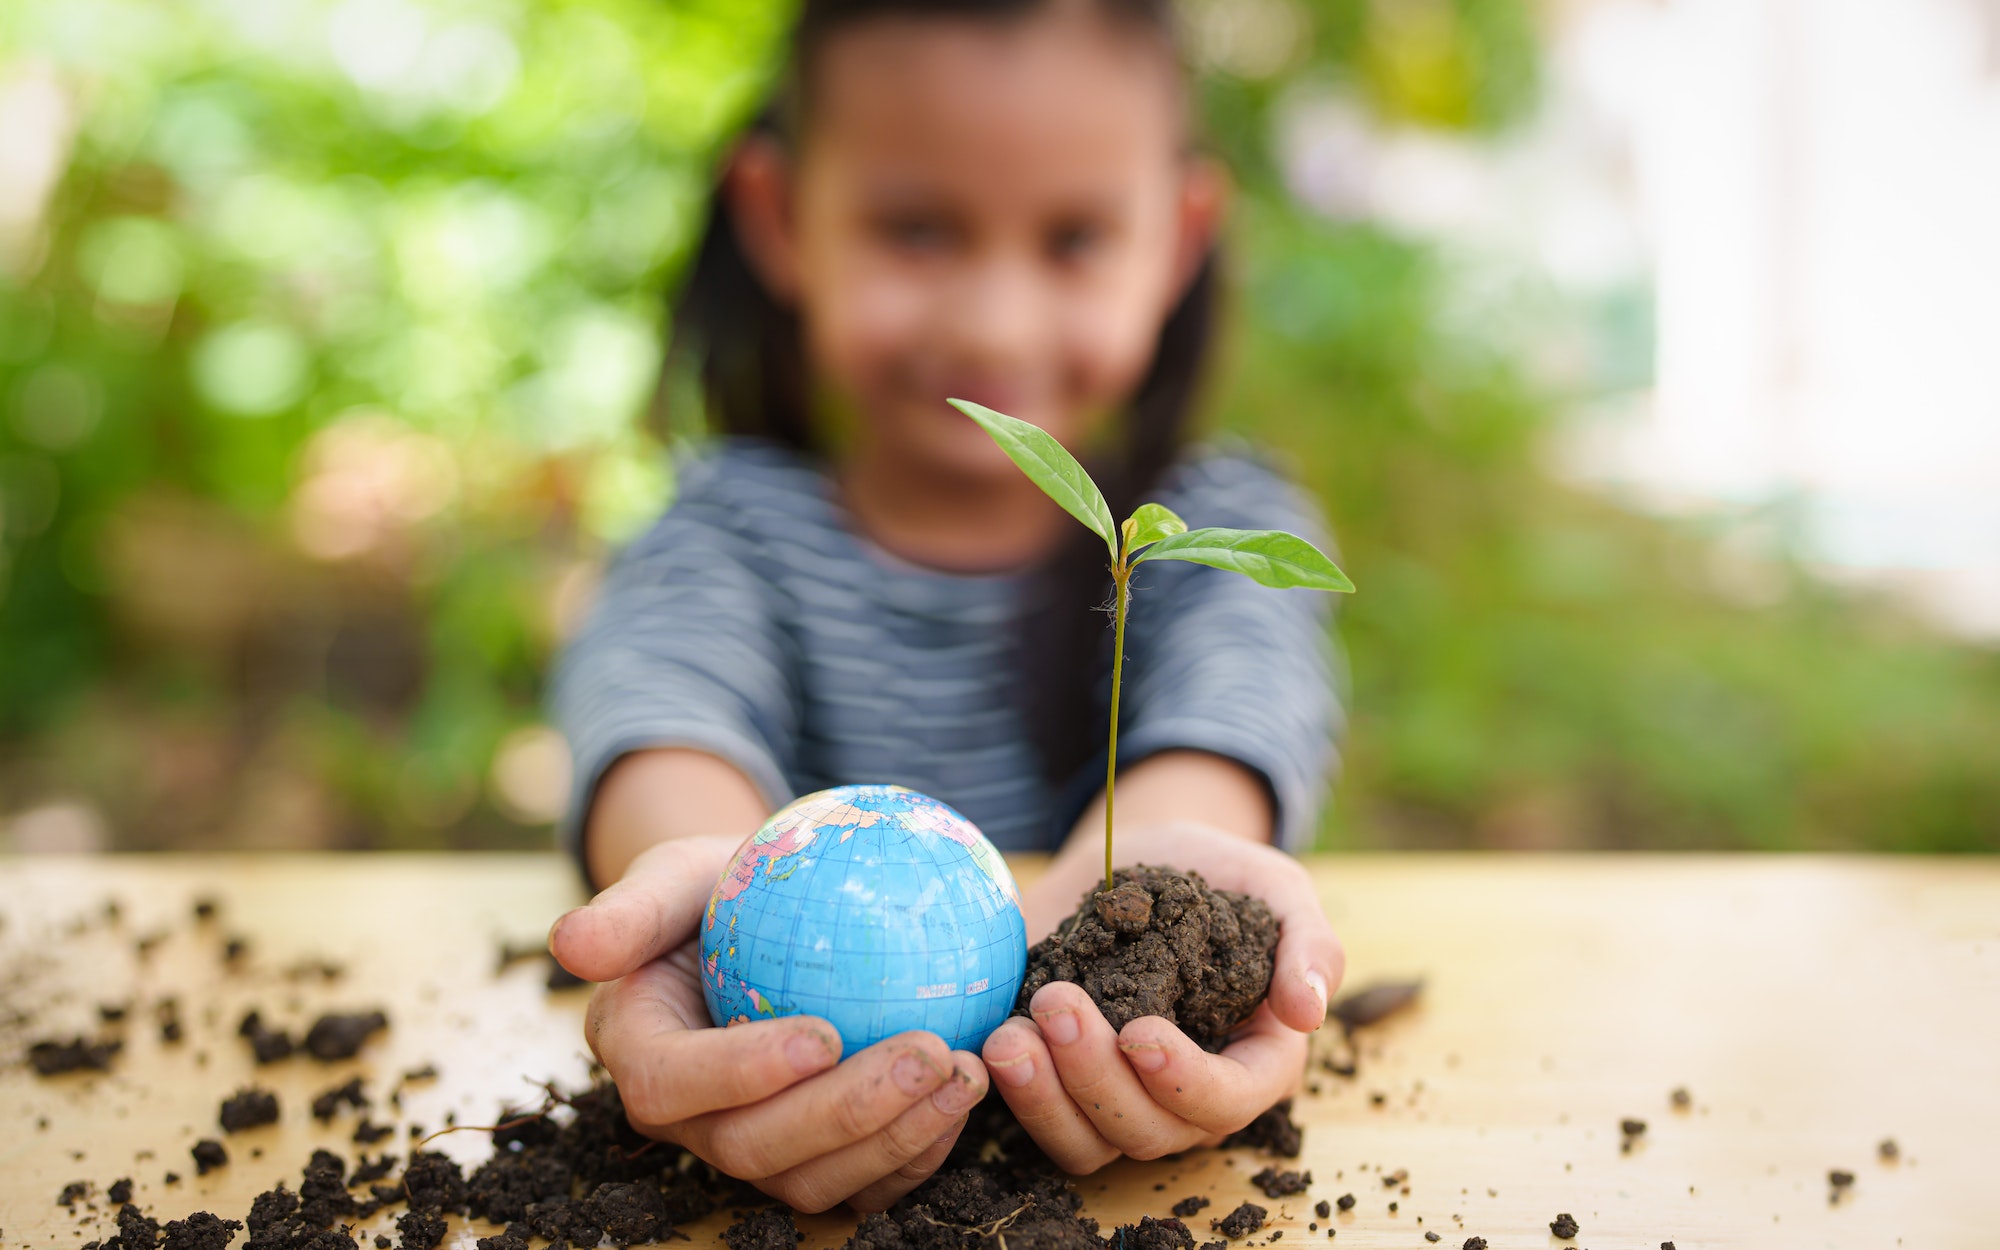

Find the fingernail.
xmin=546 ymin=908 xmax=578 ymax=950
xmin=892 ymin=1049 xmax=946 ymax=1097
xmin=1306 ymin=967 xmax=1329 ymax=1027
xmin=786 ymin=1028 xmax=836 ymax=1077
xmin=1119 ymin=1042 xmax=1167 ymax=1073
xmin=1034 ymin=1008 xmax=1080 ymax=1046
xmin=931 ymin=1066 xmax=981 ymax=1116
xmin=987 ymin=1052 xmax=1035 ymax=1088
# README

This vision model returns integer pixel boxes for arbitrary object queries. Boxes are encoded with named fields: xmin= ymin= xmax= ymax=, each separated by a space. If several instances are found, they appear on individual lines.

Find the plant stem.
xmin=1103 ymin=562 xmax=1130 ymax=894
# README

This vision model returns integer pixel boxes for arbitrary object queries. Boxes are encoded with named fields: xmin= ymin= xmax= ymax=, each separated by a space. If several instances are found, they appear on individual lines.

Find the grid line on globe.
xmin=701 ymin=783 xmax=1029 ymax=1054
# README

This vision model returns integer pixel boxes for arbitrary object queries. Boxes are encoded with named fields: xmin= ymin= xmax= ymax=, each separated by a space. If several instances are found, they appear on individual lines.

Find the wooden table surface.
xmin=3 ymin=854 xmax=1996 ymax=1249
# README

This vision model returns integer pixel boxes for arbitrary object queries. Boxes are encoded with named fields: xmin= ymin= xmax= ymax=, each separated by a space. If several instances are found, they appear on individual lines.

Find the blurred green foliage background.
xmin=2 ymin=0 xmax=1995 ymax=852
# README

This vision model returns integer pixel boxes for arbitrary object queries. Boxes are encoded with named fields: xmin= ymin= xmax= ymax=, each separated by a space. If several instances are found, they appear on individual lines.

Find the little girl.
xmin=547 ymin=0 xmax=1347 ymax=1215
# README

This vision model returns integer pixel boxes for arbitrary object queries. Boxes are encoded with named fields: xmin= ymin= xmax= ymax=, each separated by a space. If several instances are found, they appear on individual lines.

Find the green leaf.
xmin=1136 ymin=526 xmax=1356 ymax=592
xmin=948 ymin=398 xmax=1116 ymax=559
xmin=1122 ymin=502 xmax=1187 ymax=555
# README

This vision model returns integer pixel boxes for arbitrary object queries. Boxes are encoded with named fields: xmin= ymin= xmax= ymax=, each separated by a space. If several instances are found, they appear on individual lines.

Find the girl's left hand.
xmin=980 ymin=822 xmax=1344 ymax=1172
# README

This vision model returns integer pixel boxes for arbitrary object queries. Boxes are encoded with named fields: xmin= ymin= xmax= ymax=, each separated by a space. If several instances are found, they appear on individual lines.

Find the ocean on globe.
xmin=700 ymin=783 xmax=1029 ymax=1055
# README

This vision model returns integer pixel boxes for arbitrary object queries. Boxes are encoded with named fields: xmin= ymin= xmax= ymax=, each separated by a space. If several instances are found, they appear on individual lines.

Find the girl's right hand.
xmin=549 ymin=835 xmax=989 ymax=1213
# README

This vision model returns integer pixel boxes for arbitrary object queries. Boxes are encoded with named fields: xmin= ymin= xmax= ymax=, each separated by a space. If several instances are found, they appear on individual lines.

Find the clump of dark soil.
xmin=722 ymin=1207 xmax=800 ymax=1250
xmin=1123 ymin=1216 xmax=1195 ymax=1250
xmin=1210 ymin=1203 xmax=1266 ymax=1240
xmin=312 ymin=1077 xmax=368 ymax=1121
xmin=1250 ymin=1168 xmax=1310 ymax=1198
xmin=842 ymin=1094 xmax=1192 ymax=1250
xmin=1172 ymin=1196 xmax=1211 ymax=1219
xmin=162 ymin=1213 xmax=244 ymax=1250
xmin=1327 ymin=981 xmax=1422 ymax=1033
xmin=1016 ymin=866 xmax=1278 ymax=1051
xmin=240 ymin=1012 xmax=296 ymax=1064
xmin=28 ymin=1035 xmax=123 ymax=1075
xmin=1220 ymin=1100 xmax=1302 ymax=1158
xmin=1549 ymin=1213 xmax=1579 ymax=1238
xmin=302 ymin=1011 xmax=388 ymax=1060
xmin=219 ymin=1088 xmax=280 ymax=1132
xmin=192 ymin=1140 xmax=228 ymax=1175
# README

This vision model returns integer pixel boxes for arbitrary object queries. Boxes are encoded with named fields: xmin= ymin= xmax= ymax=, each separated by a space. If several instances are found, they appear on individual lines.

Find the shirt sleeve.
xmin=547 ymin=454 xmax=800 ymax=873
xmin=1097 ymin=448 xmax=1346 ymax=852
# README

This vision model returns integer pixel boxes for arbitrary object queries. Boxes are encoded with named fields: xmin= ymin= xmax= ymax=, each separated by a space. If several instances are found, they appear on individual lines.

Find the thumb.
xmin=549 ymin=835 xmax=739 ymax=983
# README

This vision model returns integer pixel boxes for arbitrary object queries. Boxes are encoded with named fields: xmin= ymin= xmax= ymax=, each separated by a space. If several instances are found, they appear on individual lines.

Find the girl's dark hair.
xmin=662 ymin=0 xmax=1220 ymax=807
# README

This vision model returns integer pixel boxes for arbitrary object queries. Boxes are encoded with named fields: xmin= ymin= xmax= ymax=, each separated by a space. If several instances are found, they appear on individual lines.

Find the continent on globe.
xmin=700 ymin=784 xmax=1029 ymax=1054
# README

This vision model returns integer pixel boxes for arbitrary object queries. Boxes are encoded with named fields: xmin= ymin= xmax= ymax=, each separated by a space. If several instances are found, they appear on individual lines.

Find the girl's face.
xmin=730 ymin=5 xmax=1222 ymax=484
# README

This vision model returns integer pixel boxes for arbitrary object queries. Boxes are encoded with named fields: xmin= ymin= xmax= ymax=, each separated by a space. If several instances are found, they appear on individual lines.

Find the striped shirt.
xmin=551 ymin=435 xmax=1343 ymax=862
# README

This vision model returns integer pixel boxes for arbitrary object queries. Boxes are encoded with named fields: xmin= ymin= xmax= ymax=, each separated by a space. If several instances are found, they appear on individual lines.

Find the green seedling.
xmin=949 ymin=398 xmax=1355 ymax=893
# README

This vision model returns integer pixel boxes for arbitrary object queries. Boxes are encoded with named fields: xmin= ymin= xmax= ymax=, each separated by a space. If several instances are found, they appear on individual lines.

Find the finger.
xmin=981 ymin=1016 xmax=1120 ymax=1175
xmin=844 ymin=1113 xmax=967 ymax=1214
xmin=1115 ymin=1003 xmax=1305 ymax=1135
xmin=587 ymin=962 xmax=842 ymax=1129
xmin=1256 ymin=866 xmax=1346 ymax=1033
xmin=551 ymin=838 xmax=730 ymax=982
xmin=681 ymin=1030 xmax=954 ymax=1180
xmin=762 ymin=1052 xmax=987 ymax=1213
xmin=1027 ymin=982 xmax=1207 ymax=1159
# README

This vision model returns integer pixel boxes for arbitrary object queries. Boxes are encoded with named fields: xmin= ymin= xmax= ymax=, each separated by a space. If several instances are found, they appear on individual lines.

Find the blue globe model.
xmin=700 ymin=783 xmax=1029 ymax=1054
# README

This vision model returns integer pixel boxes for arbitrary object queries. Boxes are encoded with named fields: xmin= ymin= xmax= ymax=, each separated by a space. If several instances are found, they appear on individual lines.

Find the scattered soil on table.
xmin=59 ymin=1181 xmax=90 ymax=1206
xmin=1878 ymin=1137 xmax=1899 ymax=1162
xmin=219 ymin=1088 xmax=280 ymax=1132
xmin=1618 ymin=1119 xmax=1646 ymax=1154
xmin=1209 ymin=1203 xmax=1266 ymax=1240
xmin=303 ymin=1011 xmax=388 ymax=1061
xmin=1016 ymin=866 xmax=1278 ymax=1052
xmin=240 ymin=1012 xmax=296 ymax=1065
xmin=191 ymin=1140 xmax=228 ymax=1175
xmin=1669 ymin=1087 xmax=1691 ymax=1110
xmin=1549 ymin=1213 xmax=1579 ymax=1238
xmin=28 ymin=1035 xmax=123 ymax=1075
xmin=1311 ymin=1201 xmax=1329 ymax=1220
xmin=1220 ymin=1100 xmax=1302 ymax=1158
xmin=312 ymin=1078 xmax=369 ymax=1121
xmin=1333 ymin=1195 xmax=1355 ymax=1212
xmin=1249 ymin=1168 xmax=1310 ymax=1199
xmin=1171 ymin=1196 xmax=1211 ymax=1219
xmin=110 ymin=1178 xmax=135 ymax=1204
xmin=1461 ymin=1239 xmax=1487 ymax=1250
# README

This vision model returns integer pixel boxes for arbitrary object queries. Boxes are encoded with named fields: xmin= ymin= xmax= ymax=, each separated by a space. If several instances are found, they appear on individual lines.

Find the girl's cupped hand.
xmin=548 ymin=835 xmax=989 ymax=1213
xmin=980 ymin=821 xmax=1344 ymax=1172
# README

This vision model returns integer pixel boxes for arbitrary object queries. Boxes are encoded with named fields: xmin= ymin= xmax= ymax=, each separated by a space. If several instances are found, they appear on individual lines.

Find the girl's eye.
xmin=1047 ymin=222 xmax=1105 ymax=264
xmin=875 ymin=214 xmax=956 ymax=253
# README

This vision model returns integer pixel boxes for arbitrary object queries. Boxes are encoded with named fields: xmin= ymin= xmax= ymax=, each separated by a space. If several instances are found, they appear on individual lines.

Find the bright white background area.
xmin=1278 ymin=0 xmax=2000 ymax=638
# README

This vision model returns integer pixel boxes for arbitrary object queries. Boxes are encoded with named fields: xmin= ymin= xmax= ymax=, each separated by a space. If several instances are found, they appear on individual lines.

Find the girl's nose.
xmin=948 ymin=252 xmax=1050 ymax=372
